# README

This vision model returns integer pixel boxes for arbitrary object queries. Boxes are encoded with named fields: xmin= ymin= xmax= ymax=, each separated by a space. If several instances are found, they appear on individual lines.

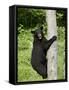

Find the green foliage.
xmin=56 ymin=10 xmax=66 ymax=27
xmin=17 ymin=8 xmax=66 ymax=29
xmin=17 ymin=8 xmax=46 ymax=28
xmin=57 ymin=27 xmax=65 ymax=79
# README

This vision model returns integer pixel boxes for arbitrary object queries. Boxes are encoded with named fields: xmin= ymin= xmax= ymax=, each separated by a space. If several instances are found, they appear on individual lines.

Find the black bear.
xmin=31 ymin=26 xmax=57 ymax=79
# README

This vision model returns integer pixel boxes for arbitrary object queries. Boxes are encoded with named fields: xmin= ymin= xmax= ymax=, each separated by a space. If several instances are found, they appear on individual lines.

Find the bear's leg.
xmin=41 ymin=59 xmax=47 ymax=78
xmin=36 ymin=63 xmax=47 ymax=79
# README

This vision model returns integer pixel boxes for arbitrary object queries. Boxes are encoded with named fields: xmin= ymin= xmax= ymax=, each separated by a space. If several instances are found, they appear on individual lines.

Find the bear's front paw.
xmin=53 ymin=36 xmax=57 ymax=41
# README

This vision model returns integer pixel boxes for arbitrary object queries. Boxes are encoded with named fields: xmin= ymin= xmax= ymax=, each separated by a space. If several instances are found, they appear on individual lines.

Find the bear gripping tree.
xmin=46 ymin=10 xmax=58 ymax=80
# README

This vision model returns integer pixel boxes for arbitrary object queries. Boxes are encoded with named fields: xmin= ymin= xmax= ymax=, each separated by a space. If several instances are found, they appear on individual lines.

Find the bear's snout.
xmin=37 ymin=33 xmax=42 ymax=40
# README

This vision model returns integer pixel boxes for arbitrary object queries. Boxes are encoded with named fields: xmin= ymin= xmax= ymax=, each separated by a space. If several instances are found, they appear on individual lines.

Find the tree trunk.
xmin=46 ymin=10 xmax=58 ymax=80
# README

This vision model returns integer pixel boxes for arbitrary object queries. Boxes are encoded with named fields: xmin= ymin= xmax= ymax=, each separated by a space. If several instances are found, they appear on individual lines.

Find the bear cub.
xmin=31 ymin=26 xmax=57 ymax=79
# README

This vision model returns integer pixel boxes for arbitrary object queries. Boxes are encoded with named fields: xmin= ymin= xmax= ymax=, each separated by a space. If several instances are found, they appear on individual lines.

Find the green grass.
xmin=17 ymin=27 xmax=65 ymax=82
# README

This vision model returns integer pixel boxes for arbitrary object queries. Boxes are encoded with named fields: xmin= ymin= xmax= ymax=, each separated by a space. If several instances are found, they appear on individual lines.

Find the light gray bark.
xmin=46 ymin=10 xmax=58 ymax=80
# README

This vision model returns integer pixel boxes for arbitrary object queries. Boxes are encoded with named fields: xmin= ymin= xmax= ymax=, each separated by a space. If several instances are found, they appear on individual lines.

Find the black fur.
xmin=31 ymin=26 xmax=57 ymax=79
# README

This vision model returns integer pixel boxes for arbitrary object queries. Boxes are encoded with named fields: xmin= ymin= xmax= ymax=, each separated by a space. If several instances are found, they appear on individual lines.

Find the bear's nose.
xmin=38 ymin=33 xmax=42 ymax=39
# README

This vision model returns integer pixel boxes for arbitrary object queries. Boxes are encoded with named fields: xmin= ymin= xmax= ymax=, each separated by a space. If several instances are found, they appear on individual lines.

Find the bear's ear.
xmin=31 ymin=31 xmax=35 ymax=34
xmin=40 ymin=26 xmax=43 ymax=30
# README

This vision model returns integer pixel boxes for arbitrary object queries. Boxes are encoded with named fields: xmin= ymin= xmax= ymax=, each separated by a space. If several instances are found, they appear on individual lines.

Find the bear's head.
xmin=31 ymin=26 xmax=44 ymax=40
